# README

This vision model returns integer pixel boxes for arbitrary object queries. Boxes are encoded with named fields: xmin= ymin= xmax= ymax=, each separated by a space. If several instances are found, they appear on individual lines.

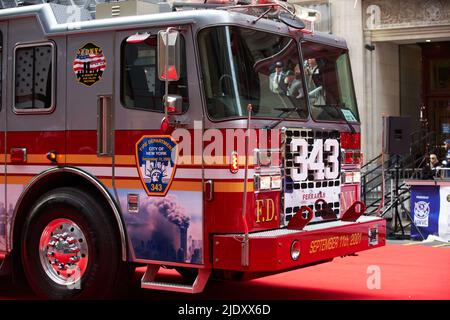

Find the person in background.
xmin=269 ymin=61 xmax=285 ymax=94
xmin=284 ymin=70 xmax=303 ymax=99
xmin=421 ymin=152 xmax=441 ymax=179
xmin=430 ymin=153 xmax=442 ymax=178
xmin=430 ymin=153 xmax=441 ymax=169
xmin=441 ymin=139 xmax=450 ymax=178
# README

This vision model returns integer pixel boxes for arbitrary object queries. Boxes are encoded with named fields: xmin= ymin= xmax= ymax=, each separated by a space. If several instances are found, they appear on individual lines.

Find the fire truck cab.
xmin=0 ymin=0 xmax=385 ymax=299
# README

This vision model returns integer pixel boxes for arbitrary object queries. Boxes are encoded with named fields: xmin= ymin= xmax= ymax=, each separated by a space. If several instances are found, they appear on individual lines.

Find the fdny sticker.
xmin=73 ymin=43 xmax=106 ymax=87
xmin=136 ymin=136 xmax=178 ymax=196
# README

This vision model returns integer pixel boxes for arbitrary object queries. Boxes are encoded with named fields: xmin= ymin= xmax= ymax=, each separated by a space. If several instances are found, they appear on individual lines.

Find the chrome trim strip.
xmin=9 ymin=166 xmax=127 ymax=261
xmin=0 ymin=4 xmax=196 ymax=36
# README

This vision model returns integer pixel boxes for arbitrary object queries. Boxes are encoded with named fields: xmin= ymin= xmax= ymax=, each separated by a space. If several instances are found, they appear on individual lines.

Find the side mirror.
xmin=164 ymin=94 xmax=183 ymax=115
xmin=157 ymin=29 xmax=181 ymax=82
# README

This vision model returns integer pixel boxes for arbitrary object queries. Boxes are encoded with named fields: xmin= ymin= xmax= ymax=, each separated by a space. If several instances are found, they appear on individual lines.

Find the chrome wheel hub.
xmin=39 ymin=218 xmax=89 ymax=286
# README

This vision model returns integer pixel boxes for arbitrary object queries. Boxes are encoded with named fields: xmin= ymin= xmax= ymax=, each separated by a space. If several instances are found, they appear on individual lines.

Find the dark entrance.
xmin=420 ymin=41 xmax=450 ymax=156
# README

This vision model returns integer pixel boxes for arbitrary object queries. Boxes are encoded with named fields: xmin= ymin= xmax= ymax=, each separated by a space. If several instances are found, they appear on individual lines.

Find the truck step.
xmin=141 ymin=264 xmax=211 ymax=294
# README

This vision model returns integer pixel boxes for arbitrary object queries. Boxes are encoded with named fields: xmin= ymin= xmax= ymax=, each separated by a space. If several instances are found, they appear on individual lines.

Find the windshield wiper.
xmin=313 ymin=103 xmax=356 ymax=134
xmin=265 ymin=107 xmax=304 ymax=130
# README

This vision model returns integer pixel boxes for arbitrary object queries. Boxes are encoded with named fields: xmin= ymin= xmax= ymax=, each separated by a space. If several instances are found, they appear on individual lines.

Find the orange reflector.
xmin=230 ymin=151 xmax=239 ymax=174
xmin=46 ymin=151 xmax=57 ymax=163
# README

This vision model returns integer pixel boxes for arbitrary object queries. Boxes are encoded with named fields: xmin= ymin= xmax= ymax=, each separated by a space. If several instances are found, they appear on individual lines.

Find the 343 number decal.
xmin=150 ymin=183 xmax=163 ymax=192
xmin=290 ymin=138 xmax=339 ymax=181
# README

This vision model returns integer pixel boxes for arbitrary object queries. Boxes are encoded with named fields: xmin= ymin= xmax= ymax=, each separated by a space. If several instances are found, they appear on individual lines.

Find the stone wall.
xmin=363 ymin=0 xmax=450 ymax=29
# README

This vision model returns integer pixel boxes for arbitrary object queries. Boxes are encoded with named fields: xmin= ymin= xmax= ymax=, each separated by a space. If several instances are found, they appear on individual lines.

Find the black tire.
xmin=20 ymin=187 xmax=133 ymax=299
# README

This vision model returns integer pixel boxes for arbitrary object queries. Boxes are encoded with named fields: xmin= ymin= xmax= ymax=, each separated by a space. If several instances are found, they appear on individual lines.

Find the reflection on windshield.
xmin=198 ymin=26 xmax=307 ymax=120
xmin=302 ymin=42 xmax=360 ymax=122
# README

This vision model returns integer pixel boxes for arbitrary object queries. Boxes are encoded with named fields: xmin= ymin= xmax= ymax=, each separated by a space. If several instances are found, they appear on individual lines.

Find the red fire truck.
xmin=0 ymin=0 xmax=385 ymax=299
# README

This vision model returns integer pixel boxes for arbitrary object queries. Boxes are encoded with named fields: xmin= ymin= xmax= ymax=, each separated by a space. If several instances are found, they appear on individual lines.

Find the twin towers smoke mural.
xmin=120 ymin=193 xmax=203 ymax=264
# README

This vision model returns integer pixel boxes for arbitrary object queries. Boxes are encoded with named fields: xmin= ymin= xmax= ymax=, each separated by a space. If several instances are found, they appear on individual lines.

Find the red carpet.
xmin=244 ymin=243 xmax=450 ymax=300
xmin=1 ymin=244 xmax=449 ymax=299
xmin=135 ymin=244 xmax=450 ymax=300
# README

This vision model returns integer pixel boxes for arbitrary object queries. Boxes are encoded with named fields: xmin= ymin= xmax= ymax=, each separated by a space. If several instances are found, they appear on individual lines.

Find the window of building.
xmin=14 ymin=42 xmax=55 ymax=112
xmin=121 ymin=35 xmax=188 ymax=112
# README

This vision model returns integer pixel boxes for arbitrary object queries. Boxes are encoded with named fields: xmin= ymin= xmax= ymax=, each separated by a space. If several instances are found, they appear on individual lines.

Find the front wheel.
xmin=20 ymin=187 xmax=132 ymax=299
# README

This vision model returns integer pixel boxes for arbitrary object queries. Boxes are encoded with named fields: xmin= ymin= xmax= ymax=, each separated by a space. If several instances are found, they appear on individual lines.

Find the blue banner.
xmin=410 ymin=186 xmax=440 ymax=240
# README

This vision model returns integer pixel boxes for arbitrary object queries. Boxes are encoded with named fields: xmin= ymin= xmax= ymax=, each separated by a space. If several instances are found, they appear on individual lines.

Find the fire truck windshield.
xmin=198 ymin=26 xmax=308 ymax=120
xmin=301 ymin=40 xmax=360 ymax=123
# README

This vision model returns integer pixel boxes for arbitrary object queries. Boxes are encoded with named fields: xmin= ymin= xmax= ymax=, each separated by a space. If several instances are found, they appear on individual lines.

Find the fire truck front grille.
xmin=282 ymin=128 xmax=341 ymax=225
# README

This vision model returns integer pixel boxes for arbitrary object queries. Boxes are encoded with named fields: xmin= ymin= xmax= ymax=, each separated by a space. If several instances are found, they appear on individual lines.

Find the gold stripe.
xmin=179 ymin=155 xmax=255 ymax=166
xmin=108 ymin=179 xmax=251 ymax=193
xmin=7 ymin=154 xmax=66 ymax=164
xmin=7 ymin=154 xmax=254 ymax=167
xmin=215 ymin=181 xmax=254 ymax=192
xmin=0 ymin=176 xmax=33 ymax=184
xmin=104 ymin=179 xmax=203 ymax=192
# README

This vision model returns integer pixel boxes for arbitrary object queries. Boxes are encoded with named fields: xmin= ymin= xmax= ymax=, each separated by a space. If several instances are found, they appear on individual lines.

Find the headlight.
xmin=344 ymin=172 xmax=354 ymax=184
xmin=353 ymin=172 xmax=361 ymax=183
xmin=342 ymin=171 xmax=361 ymax=184
xmin=271 ymin=175 xmax=281 ymax=189
xmin=254 ymin=174 xmax=282 ymax=191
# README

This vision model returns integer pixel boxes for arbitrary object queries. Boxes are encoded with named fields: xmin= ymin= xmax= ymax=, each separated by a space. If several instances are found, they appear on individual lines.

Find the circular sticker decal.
xmin=73 ymin=43 xmax=106 ymax=87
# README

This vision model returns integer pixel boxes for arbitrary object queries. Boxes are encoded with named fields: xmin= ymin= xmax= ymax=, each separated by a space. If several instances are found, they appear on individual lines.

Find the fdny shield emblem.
xmin=135 ymin=136 xmax=178 ymax=196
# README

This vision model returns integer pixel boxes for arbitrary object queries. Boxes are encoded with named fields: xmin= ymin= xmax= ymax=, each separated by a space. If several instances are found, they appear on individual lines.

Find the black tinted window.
xmin=14 ymin=44 xmax=54 ymax=111
xmin=121 ymin=36 xmax=188 ymax=112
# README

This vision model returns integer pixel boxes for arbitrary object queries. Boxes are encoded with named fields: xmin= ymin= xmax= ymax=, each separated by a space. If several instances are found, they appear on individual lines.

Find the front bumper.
xmin=213 ymin=216 xmax=386 ymax=272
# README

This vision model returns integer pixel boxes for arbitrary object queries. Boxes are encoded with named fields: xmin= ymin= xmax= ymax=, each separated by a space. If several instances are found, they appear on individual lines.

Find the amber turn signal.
xmin=46 ymin=150 xmax=58 ymax=164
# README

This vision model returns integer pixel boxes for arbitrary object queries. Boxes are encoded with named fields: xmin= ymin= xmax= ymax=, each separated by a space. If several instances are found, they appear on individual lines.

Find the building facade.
xmin=293 ymin=0 xmax=450 ymax=162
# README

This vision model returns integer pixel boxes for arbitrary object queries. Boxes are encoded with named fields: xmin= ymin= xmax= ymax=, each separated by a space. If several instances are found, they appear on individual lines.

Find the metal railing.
xmin=360 ymin=130 xmax=441 ymax=238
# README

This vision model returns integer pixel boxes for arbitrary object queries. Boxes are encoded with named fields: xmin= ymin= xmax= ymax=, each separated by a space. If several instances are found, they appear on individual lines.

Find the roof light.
xmin=126 ymin=32 xmax=151 ymax=44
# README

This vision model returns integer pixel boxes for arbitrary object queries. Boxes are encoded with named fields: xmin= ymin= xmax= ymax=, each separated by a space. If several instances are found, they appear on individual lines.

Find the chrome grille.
xmin=282 ymin=128 xmax=341 ymax=225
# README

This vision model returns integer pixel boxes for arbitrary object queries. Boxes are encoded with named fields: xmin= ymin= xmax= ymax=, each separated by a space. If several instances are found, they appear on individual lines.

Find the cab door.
xmin=113 ymin=26 xmax=205 ymax=266
xmin=65 ymin=33 xmax=114 ymax=184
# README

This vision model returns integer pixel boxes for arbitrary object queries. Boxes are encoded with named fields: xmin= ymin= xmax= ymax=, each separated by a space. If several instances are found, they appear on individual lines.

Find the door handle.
xmin=205 ymin=180 xmax=214 ymax=201
xmin=97 ymin=95 xmax=113 ymax=156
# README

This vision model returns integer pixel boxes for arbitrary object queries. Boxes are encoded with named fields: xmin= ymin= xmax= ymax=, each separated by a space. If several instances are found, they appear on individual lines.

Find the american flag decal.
xmin=73 ymin=43 xmax=107 ymax=87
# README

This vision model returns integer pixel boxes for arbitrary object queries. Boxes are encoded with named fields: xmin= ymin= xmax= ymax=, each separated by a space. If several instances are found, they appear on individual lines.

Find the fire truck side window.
xmin=14 ymin=43 xmax=54 ymax=112
xmin=121 ymin=36 xmax=188 ymax=112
